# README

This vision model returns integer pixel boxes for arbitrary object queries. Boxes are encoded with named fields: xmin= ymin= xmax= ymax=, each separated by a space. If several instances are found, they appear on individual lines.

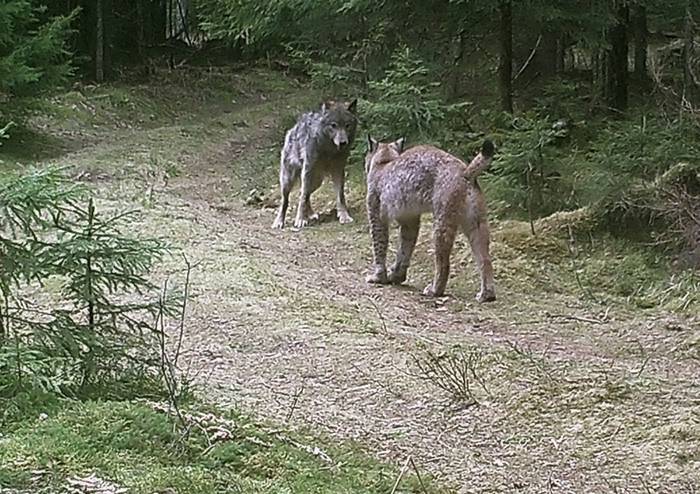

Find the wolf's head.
xmin=365 ymin=135 xmax=405 ymax=175
xmin=320 ymin=99 xmax=358 ymax=150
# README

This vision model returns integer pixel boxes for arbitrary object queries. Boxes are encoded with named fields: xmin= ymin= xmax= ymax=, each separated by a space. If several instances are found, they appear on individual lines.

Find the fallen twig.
xmin=390 ymin=456 xmax=412 ymax=494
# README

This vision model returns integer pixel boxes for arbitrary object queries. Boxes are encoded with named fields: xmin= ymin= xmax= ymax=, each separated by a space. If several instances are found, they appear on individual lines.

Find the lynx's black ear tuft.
xmin=367 ymin=134 xmax=378 ymax=153
xmin=481 ymin=139 xmax=495 ymax=158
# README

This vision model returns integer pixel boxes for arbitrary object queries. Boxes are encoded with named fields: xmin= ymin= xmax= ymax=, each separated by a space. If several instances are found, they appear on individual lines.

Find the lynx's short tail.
xmin=464 ymin=139 xmax=495 ymax=180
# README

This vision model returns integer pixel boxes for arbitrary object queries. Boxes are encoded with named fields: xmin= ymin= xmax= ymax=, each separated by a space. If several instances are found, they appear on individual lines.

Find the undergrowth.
xmin=0 ymin=392 xmax=440 ymax=494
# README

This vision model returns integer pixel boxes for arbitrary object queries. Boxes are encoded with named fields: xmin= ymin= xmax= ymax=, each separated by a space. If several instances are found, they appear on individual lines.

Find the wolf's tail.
xmin=464 ymin=139 xmax=495 ymax=180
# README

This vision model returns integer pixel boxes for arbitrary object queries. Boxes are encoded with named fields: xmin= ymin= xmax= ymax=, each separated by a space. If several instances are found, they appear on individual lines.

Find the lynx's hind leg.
xmin=389 ymin=217 xmax=420 ymax=285
xmin=464 ymin=219 xmax=496 ymax=302
xmin=423 ymin=214 xmax=458 ymax=297
xmin=366 ymin=194 xmax=390 ymax=284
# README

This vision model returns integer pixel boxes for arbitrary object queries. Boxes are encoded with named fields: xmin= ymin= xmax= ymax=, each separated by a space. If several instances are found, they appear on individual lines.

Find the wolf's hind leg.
xmin=332 ymin=165 xmax=353 ymax=224
xmin=293 ymin=159 xmax=314 ymax=228
xmin=272 ymin=157 xmax=298 ymax=229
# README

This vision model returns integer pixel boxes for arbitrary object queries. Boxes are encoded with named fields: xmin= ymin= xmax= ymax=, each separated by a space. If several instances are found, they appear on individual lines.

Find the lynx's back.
xmin=364 ymin=138 xmax=496 ymax=300
xmin=370 ymin=145 xmax=472 ymax=221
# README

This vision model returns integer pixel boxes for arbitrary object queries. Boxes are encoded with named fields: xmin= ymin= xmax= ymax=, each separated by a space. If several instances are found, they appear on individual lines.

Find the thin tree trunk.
xmin=683 ymin=6 xmax=698 ymax=108
xmin=0 ymin=302 xmax=5 ymax=348
xmin=498 ymin=0 xmax=513 ymax=113
xmin=632 ymin=5 xmax=649 ymax=85
xmin=603 ymin=1 xmax=629 ymax=112
xmin=451 ymin=29 xmax=466 ymax=99
xmin=136 ymin=0 xmax=146 ymax=61
xmin=96 ymin=0 xmax=104 ymax=82
xmin=556 ymin=33 xmax=566 ymax=73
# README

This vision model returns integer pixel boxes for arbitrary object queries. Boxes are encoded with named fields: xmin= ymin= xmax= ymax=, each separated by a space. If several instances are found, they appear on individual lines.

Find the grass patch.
xmin=0 ymin=393 xmax=442 ymax=494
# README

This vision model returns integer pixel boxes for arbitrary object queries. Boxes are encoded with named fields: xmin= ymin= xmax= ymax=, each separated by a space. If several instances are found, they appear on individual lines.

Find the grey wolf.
xmin=364 ymin=137 xmax=496 ymax=302
xmin=272 ymin=99 xmax=358 ymax=229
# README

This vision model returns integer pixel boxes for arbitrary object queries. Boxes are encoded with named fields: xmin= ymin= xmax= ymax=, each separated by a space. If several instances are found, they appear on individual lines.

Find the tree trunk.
xmin=96 ymin=0 xmax=104 ymax=82
xmin=632 ymin=4 xmax=649 ymax=85
xmin=556 ymin=33 xmax=566 ymax=73
xmin=498 ymin=0 xmax=513 ymax=113
xmin=683 ymin=6 xmax=698 ymax=107
xmin=602 ymin=1 xmax=629 ymax=112
xmin=539 ymin=30 xmax=564 ymax=76
xmin=136 ymin=0 xmax=146 ymax=60
xmin=450 ymin=29 xmax=466 ymax=99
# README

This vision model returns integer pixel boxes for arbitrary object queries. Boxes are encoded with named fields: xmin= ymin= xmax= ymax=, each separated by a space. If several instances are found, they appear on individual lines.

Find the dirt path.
xmin=59 ymin=82 xmax=699 ymax=493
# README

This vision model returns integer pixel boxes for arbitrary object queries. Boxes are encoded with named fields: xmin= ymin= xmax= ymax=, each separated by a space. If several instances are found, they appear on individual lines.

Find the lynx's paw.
xmin=422 ymin=284 xmax=444 ymax=297
xmin=476 ymin=289 xmax=496 ymax=303
xmin=293 ymin=212 xmax=318 ymax=229
xmin=337 ymin=210 xmax=354 ymax=224
xmin=366 ymin=270 xmax=389 ymax=285
xmin=388 ymin=266 xmax=407 ymax=285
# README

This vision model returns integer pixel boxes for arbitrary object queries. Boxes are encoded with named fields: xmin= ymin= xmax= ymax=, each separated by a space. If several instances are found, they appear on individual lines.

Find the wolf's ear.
xmin=391 ymin=137 xmax=405 ymax=154
xmin=367 ymin=134 xmax=378 ymax=153
xmin=347 ymin=98 xmax=358 ymax=114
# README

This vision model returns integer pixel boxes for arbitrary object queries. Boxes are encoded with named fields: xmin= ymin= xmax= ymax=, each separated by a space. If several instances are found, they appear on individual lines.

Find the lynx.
xmin=364 ymin=137 xmax=496 ymax=302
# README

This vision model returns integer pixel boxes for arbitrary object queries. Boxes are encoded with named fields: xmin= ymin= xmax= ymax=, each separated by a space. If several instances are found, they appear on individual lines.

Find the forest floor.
xmin=2 ymin=66 xmax=699 ymax=493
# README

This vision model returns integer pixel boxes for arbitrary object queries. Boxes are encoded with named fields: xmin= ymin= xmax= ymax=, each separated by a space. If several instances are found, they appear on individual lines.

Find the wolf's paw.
xmin=476 ymin=289 xmax=496 ymax=303
xmin=366 ymin=271 xmax=389 ymax=285
xmin=293 ymin=218 xmax=308 ymax=229
xmin=338 ymin=210 xmax=354 ymax=224
xmin=271 ymin=216 xmax=285 ymax=229
xmin=388 ymin=266 xmax=406 ymax=285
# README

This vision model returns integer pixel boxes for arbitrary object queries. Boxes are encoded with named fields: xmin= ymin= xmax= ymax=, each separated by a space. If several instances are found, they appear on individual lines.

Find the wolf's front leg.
xmin=366 ymin=194 xmax=389 ymax=284
xmin=332 ymin=166 xmax=353 ymax=224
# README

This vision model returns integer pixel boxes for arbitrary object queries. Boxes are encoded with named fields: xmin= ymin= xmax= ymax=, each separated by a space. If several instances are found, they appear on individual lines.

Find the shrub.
xmin=0 ymin=167 xmax=175 ymax=396
xmin=0 ymin=1 xmax=76 ymax=96
xmin=361 ymin=46 xmax=472 ymax=143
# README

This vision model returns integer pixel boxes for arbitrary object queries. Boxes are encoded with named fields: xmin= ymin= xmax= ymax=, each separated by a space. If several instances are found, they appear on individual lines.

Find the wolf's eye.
xmin=330 ymin=122 xmax=338 ymax=129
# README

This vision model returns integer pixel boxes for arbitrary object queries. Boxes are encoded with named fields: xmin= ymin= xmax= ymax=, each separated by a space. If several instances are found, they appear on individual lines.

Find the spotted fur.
xmin=364 ymin=138 xmax=496 ymax=302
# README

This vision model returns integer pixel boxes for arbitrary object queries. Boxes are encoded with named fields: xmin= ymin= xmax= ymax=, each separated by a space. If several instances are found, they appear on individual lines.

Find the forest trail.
xmin=41 ymin=73 xmax=700 ymax=493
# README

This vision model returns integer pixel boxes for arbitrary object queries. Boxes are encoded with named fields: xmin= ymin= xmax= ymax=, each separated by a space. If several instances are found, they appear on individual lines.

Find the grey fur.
xmin=364 ymin=138 xmax=496 ymax=302
xmin=272 ymin=99 xmax=358 ymax=229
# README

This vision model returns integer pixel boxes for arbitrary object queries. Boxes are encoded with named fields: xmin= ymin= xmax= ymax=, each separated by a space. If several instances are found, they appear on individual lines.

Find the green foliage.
xmin=0 ymin=167 xmax=173 ymax=396
xmin=362 ymin=46 xmax=470 ymax=141
xmin=0 ymin=398 xmax=440 ymax=493
xmin=0 ymin=1 xmax=76 ymax=96
xmin=196 ymin=0 xmax=349 ymax=54
xmin=485 ymin=111 xmax=569 ymax=217
xmin=0 ymin=122 xmax=12 ymax=145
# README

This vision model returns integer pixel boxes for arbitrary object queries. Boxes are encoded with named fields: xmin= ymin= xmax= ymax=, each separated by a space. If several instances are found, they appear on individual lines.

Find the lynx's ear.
xmin=390 ymin=137 xmax=405 ymax=154
xmin=367 ymin=134 xmax=379 ymax=153
xmin=347 ymin=98 xmax=358 ymax=114
xmin=481 ymin=139 xmax=495 ymax=158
